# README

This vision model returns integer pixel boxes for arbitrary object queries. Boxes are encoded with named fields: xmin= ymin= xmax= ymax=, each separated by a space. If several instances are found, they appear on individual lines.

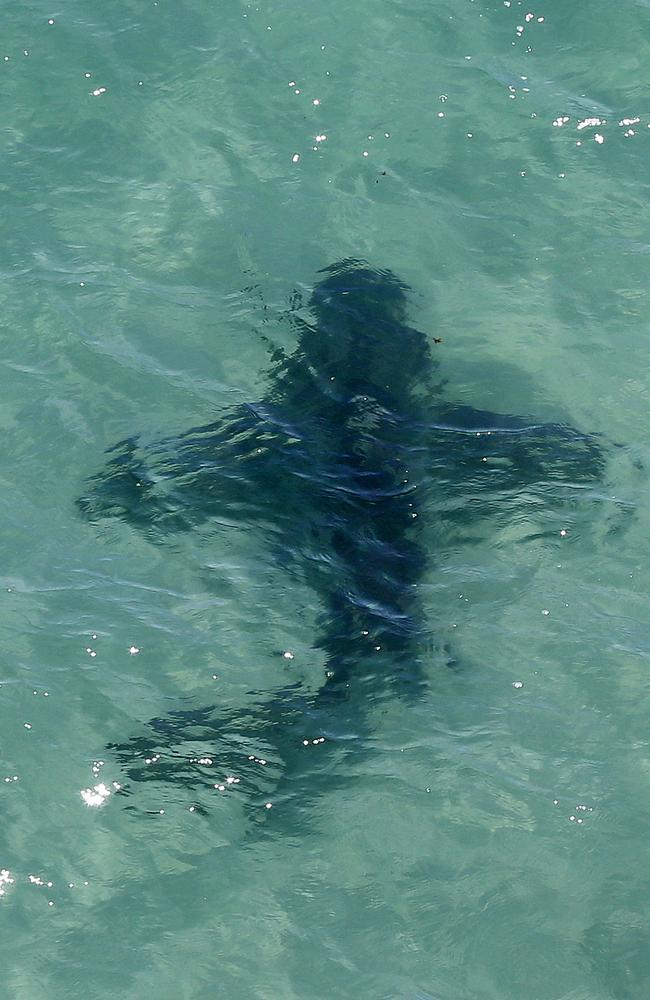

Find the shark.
xmin=77 ymin=259 xmax=605 ymax=815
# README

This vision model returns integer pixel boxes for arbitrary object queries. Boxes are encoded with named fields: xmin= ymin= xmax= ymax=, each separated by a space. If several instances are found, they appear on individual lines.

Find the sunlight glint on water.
xmin=0 ymin=1 xmax=649 ymax=998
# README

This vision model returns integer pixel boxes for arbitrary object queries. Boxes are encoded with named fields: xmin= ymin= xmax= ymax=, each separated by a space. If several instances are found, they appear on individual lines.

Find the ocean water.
xmin=1 ymin=1 xmax=650 ymax=998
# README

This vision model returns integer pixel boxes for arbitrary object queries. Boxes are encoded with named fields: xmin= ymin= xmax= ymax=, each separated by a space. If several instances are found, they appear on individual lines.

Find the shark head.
xmin=298 ymin=259 xmax=433 ymax=403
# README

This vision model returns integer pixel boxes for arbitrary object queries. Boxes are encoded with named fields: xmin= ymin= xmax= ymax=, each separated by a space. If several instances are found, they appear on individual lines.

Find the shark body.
xmin=78 ymin=260 xmax=604 ymax=813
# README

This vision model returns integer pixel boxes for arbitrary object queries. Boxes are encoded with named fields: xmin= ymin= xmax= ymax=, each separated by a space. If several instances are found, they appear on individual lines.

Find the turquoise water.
xmin=2 ymin=1 xmax=650 ymax=997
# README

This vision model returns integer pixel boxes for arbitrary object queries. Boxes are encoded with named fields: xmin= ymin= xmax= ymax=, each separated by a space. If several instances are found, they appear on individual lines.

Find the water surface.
xmin=1 ymin=2 xmax=649 ymax=998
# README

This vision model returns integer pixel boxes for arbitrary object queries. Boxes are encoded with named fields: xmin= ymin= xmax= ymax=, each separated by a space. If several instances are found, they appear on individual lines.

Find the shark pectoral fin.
xmin=76 ymin=436 xmax=168 ymax=526
xmin=429 ymin=403 xmax=605 ymax=489
xmin=77 ymin=405 xmax=305 ymax=535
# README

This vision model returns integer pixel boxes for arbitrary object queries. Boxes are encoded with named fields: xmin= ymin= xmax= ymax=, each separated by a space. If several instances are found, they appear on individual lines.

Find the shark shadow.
xmin=77 ymin=260 xmax=605 ymax=816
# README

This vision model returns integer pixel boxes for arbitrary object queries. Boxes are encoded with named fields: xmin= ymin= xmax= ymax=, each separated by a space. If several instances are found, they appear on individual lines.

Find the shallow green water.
xmin=1 ymin=2 xmax=650 ymax=998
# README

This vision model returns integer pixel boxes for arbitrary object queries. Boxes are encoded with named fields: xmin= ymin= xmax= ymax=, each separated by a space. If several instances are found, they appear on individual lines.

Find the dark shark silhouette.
xmin=78 ymin=260 xmax=604 ymax=814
